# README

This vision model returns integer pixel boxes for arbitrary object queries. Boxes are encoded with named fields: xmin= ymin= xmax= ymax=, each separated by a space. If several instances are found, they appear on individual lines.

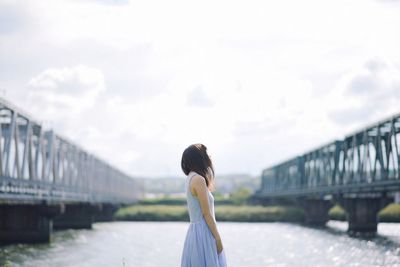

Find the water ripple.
xmin=0 ymin=221 xmax=399 ymax=267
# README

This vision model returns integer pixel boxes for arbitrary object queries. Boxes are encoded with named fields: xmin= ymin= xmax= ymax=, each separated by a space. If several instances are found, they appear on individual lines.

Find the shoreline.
xmin=114 ymin=203 xmax=400 ymax=223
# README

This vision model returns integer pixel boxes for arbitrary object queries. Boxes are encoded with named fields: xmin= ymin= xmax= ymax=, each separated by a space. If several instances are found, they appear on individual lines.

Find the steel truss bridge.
xmin=256 ymin=113 xmax=400 ymax=234
xmin=0 ymin=97 xmax=142 ymax=243
xmin=259 ymin=114 xmax=400 ymax=196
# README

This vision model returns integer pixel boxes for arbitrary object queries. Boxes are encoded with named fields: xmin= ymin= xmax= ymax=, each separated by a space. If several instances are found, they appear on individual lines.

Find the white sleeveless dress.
xmin=181 ymin=171 xmax=228 ymax=267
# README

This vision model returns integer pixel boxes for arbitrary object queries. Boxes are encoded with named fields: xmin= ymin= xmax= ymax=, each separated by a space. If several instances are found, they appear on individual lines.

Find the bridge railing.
xmin=258 ymin=114 xmax=400 ymax=196
xmin=0 ymin=97 xmax=143 ymax=203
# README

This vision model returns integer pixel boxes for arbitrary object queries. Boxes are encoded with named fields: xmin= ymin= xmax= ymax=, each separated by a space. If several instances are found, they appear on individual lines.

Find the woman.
xmin=180 ymin=144 xmax=227 ymax=267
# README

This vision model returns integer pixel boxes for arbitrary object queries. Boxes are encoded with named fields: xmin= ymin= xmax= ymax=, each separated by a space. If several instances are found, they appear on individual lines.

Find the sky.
xmin=0 ymin=0 xmax=400 ymax=178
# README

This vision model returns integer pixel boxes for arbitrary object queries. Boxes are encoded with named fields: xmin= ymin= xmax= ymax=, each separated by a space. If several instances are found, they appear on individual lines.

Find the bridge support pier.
xmin=0 ymin=204 xmax=62 ymax=244
xmin=300 ymin=199 xmax=333 ymax=226
xmin=53 ymin=204 xmax=100 ymax=230
xmin=341 ymin=196 xmax=390 ymax=235
xmin=94 ymin=204 xmax=120 ymax=222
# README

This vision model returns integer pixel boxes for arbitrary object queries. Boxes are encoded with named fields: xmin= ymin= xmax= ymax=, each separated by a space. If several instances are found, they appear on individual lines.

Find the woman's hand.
xmin=216 ymin=238 xmax=223 ymax=254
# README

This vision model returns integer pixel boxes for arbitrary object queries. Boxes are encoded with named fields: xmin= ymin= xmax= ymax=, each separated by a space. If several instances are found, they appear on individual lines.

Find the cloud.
xmin=347 ymin=59 xmax=387 ymax=95
xmin=82 ymin=0 xmax=130 ymax=5
xmin=29 ymin=65 xmax=105 ymax=94
xmin=2 ymin=0 xmax=400 ymax=177
xmin=27 ymin=65 xmax=105 ymax=125
xmin=377 ymin=0 xmax=400 ymax=3
xmin=186 ymin=86 xmax=214 ymax=108
xmin=347 ymin=73 xmax=378 ymax=95
xmin=0 ymin=1 xmax=29 ymax=35
xmin=23 ymin=65 xmax=146 ymax=176
xmin=328 ymin=58 xmax=400 ymax=127
xmin=328 ymin=107 xmax=375 ymax=126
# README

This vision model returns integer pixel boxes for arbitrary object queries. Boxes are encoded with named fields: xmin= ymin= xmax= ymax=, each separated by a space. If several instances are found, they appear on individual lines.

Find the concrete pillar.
xmin=53 ymin=204 xmax=99 ymax=230
xmin=301 ymin=199 xmax=333 ymax=226
xmin=0 ymin=204 xmax=62 ymax=244
xmin=342 ymin=197 xmax=383 ymax=235
xmin=93 ymin=204 xmax=119 ymax=222
xmin=394 ymin=192 xmax=400 ymax=204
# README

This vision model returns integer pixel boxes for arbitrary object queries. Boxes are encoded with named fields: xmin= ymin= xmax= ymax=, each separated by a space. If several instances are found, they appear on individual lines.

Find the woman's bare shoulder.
xmin=190 ymin=174 xmax=207 ymax=187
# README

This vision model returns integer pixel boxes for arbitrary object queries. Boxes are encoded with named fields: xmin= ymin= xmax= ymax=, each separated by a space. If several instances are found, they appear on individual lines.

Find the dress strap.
xmin=187 ymin=171 xmax=197 ymax=184
xmin=187 ymin=172 xmax=200 ymax=194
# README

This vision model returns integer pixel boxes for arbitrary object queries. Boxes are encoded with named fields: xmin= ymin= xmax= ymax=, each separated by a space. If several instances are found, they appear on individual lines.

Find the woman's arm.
xmin=190 ymin=174 xmax=223 ymax=253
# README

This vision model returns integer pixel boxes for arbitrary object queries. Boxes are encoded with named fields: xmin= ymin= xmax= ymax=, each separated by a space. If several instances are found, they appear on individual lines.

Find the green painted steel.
xmin=0 ymin=97 xmax=142 ymax=204
xmin=258 ymin=114 xmax=400 ymax=197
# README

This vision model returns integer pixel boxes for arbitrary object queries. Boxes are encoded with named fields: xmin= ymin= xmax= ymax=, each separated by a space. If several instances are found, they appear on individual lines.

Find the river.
xmin=1 ymin=221 xmax=399 ymax=267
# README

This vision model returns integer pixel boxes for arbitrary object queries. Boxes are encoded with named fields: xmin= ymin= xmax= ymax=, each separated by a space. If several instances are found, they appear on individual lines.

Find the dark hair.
xmin=181 ymin=144 xmax=215 ymax=190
